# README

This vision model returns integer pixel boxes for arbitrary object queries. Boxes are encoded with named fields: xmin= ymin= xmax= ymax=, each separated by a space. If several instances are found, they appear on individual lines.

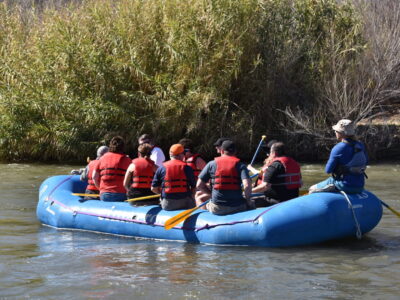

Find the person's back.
xmin=264 ymin=156 xmax=301 ymax=202
xmin=326 ymin=139 xmax=367 ymax=192
xmin=251 ymin=142 xmax=301 ymax=206
xmin=197 ymin=140 xmax=253 ymax=215
xmin=79 ymin=145 xmax=109 ymax=200
xmin=309 ymin=119 xmax=368 ymax=194
xmin=124 ymin=142 xmax=157 ymax=203
xmin=211 ymin=155 xmax=243 ymax=204
xmin=94 ymin=136 xmax=131 ymax=202
xmin=97 ymin=152 xmax=130 ymax=193
xmin=151 ymin=144 xmax=196 ymax=210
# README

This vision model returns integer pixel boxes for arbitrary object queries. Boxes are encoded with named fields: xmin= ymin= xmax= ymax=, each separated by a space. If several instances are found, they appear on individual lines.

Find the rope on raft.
xmin=46 ymin=176 xmax=280 ymax=232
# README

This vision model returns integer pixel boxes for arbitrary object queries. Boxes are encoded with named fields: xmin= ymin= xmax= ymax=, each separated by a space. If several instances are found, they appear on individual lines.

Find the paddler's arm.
xmin=123 ymin=164 xmax=135 ymax=191
xmin=151 ymin=186 xmax=161 ymax=194
xmin=242 ymin=178 xmax=252 ymax=203
xmin=151 ymin=167 xmax=163 ymax=194
xmin=93 ymin=170 xmax=100 ymax=189
xmin=197 ymin=178 xmax=211 ymax=195
xmin=252 ymin=181 xmax=269 ymax=193
xmin=247 ymin=164 xmax=260 ymax=175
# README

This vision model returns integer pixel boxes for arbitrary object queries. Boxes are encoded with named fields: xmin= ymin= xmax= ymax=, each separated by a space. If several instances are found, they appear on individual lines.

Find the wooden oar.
xmin=381 ymin=200 xmax=400 ymax=218
xmin=125 ymin=194 xmax=160 ymax=202
xmin=164 ymin=200 xmax=210 ymax=230
xmin=72 ymin=193 xmax=100 ymax=197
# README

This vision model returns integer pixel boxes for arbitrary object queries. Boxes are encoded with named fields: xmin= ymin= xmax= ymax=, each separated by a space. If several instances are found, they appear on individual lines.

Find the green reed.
xmin=0 ymin=0 xmax=366 ymax=162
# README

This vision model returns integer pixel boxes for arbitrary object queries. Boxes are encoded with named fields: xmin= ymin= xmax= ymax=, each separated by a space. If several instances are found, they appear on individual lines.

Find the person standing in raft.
xmin=151 ymin=144 xmax=196 ymax=210
xmin=123 ymin=143 xmax=159 ymax=206
xmin=309 ymin=119 xmax=368 ymax=194
xmin=79 ymin=146 xmax=109 ymax=200
xmin=178 ymin=138 xmax=207 ymax=182
xmin=93 ymin=136 xmax=132 ymax=202
xmin=251 ymin=142 xmax=302 ymax=206
xmin=196 ymin=140 xmax=254 ymax=215
xmin=138 ymin=134 xmax=165 ymax=167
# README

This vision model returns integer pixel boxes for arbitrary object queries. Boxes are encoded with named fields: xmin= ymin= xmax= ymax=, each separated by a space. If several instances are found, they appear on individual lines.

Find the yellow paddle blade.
xmin=164 ymin=200 xmax=209 ymax=230
xmin=299 ymin=190 xmax=309 ymax=196
xmin=72 ymin=193 xmax=100 ymax=197
xmin=387 ymin=206 xmax=400 ymax=218
xmin=381 ymin=201 xmax=400 ymax=218
xmin=125 ymin=194 xmax=160 ymax=202
xmin=388 ymin=206 xmax=400 ymax=218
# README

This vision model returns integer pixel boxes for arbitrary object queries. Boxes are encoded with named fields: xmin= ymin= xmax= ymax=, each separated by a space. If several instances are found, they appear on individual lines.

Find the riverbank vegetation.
xmin=0 ymin=0 xmax=399 ymax=162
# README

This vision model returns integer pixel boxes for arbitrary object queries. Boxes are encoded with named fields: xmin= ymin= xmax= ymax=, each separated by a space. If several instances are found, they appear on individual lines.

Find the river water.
xmin=0 ymin=163 xmax=399 ymax=299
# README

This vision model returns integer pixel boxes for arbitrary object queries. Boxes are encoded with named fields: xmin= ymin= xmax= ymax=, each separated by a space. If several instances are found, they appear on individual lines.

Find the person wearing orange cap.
xmin=151 ymin=144 xmax=196 ymax=210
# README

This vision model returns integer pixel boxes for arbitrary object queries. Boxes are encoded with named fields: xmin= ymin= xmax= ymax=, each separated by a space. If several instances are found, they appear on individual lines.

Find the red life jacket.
xmin=162 ymin=160 xmax=189 ymax=194
xmin=272 ymin=156 xmax=302 ymax=189
xmin=98 ymin=152 xmax=131 ymax=193
xmin=130 ymin=157 xmax=155 ymax=189
xmin=213 ymin=156 xmax=241 ymax=190
xmin=185 ymin=153 xmax=202 ymax=180
xmin=256 ymin=162 xmax=272 ymax=186
xmin=86 ymin=160 xmax=99 ymax=192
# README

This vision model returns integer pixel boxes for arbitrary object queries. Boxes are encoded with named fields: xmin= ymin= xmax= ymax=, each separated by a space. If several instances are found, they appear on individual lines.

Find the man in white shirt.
xmin=138 ymin=134 xmax=166 ymax=167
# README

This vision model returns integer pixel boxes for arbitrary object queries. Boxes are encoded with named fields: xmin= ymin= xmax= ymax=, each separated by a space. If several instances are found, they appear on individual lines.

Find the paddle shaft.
xmin=381 ymin=200 xmax=400 ymax=218
xmin=72 ymin=193 xmax=99 ymax=197
xmin=164 ymin=200 xmax=210 ymax=230
xmin=250 ymin=135 xmax=266 ymax=166
xmin=125 ymin=194 xmax=160 ymax=202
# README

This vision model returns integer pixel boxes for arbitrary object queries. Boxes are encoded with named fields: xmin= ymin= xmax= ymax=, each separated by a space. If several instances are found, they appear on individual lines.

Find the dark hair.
xmin=178 ymin=138 xmax=194 ymax=152
xmin=213 ymin=137 xmax=229 ymax=147
xmin=138 ymin=143 xmax=152 ymax=157
xmin=221 ymin=140 xmax=236 ymax=154
xmin=109 ymin=136 xmax=125 ymax=153
xmin=271 ymin=142 xmax=285 ymax=156
xmin=138 ymin=134 xmax=152 ymax=144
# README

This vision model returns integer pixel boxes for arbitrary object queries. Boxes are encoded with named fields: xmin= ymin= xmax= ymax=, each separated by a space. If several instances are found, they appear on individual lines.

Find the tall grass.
xmin=1 ymin=0 xmax=392 ymax=162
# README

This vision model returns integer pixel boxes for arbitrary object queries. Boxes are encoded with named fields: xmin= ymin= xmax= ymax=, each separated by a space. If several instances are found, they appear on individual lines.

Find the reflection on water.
xmin=0 ymin=163 xmax=399 ymax=299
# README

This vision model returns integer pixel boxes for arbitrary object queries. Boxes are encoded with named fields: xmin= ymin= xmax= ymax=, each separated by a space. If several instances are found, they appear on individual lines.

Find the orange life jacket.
xmin=256 ymin=162 xmax=272 ymax=186
xmin=185 ymin=153 xmax=202 ymax=180
xmin=271 ymin=156 xmax=302 ymax=189
xmin=212 ymin=156 xmax=241 ymax=190
xmin=130 ymin=157 xmax=155 ymax=189
xmin=86 ymin=159 xmax=99 ymax=192
xmin=162 ymin=160 xmax=190 ymax=194
xmin=98 ymin=152 xmax=130 ymax=193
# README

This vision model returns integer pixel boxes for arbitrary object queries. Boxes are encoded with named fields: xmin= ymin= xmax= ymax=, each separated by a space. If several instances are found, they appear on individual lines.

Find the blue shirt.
xmin=325 ymin=139 xmax=368 ymax=189
xmin=151 ymin=163 xmax=196 ymax=199
xmin=198 ymin=158 xmax=250 ymax=207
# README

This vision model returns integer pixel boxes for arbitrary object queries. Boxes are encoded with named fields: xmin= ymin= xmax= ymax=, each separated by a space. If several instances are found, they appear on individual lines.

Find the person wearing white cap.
xmin=309 ymin=119 xmax=368 ymax=194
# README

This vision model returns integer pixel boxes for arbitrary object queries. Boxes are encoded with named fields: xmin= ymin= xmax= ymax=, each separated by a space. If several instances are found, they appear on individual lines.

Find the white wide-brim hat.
xmin=332 ymin=119 xmax=355 ymax=136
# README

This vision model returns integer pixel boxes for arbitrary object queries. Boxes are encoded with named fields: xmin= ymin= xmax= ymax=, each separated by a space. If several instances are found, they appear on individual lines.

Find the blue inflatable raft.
xmin=36 ymin=175 xmax=383 ymax=247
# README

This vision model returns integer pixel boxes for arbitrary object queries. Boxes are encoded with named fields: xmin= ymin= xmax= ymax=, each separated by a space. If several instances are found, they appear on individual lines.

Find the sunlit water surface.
xmin=0 ymin=163 xmax=399 ymax=299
